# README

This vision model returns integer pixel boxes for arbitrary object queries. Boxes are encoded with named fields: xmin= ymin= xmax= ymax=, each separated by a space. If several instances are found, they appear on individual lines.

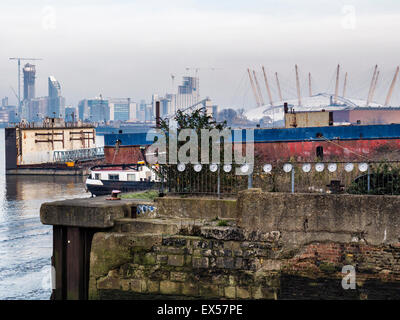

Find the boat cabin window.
xmin=95 ymin=173 xmax=101 ymax=180
xmin=108 ymin=174 xmax=119 ymax=181
xmin=127 ymin=174 xmax=136 ymax=181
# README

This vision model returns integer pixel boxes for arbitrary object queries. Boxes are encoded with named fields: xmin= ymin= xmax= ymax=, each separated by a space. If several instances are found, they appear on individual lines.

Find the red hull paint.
xmin=105 ymin=139 xmax=400 ymax=164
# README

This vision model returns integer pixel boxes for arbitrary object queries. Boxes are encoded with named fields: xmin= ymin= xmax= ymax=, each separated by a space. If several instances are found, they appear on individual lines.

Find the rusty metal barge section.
xmin=5 ymin=119 xmax=104 ymax=175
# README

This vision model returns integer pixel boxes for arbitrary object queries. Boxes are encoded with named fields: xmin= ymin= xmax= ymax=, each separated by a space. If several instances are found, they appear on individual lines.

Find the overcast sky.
xmin=1 ymin=0 xmax=400 ymax=109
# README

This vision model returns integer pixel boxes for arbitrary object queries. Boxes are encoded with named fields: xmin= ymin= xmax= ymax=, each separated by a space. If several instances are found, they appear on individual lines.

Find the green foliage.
xmin=347 ymin=162 xmax=400 ymax=195
xmin=217 ymin=220 xmax=228 ymax=227
xmin=155 ymin=107 xmax=229 ymax=195
xmin=120 ymin=190 xmax=159 ymax=200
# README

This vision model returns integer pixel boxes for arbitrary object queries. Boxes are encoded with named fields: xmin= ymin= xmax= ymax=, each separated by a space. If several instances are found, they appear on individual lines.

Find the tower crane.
xmin=9 ymin=57 xmax=43 ymax=111
xmin=184 ymin=67 xmax=222 ymax=103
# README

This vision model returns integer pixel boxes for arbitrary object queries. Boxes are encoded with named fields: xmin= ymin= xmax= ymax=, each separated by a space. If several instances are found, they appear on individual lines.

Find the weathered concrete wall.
xmin=237 ymin=189 xmax=400 ymax=246
xmin=155 ymin=197 xmax=237 ymax=220
xmin=42 ymin=191 xmax=400 ymax=300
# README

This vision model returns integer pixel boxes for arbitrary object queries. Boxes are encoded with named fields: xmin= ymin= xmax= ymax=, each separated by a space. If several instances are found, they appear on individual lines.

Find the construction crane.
xmin=184 ymin=67 xmax=222 ymax=102
xmin=9 ymin=57 xmax=43 ymax=111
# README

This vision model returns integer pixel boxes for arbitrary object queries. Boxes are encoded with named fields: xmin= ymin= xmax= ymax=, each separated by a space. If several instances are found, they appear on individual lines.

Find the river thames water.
xmin=0 ymin=129 xmax=93 ymax=300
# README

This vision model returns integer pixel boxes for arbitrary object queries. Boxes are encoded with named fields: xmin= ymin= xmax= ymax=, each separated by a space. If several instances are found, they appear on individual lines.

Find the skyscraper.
xmin=176 ymin=76 xmax=199 ymax=110
xmin=23 ymin=63 xmax=36 ymax=101
xmin=47 ymin=76 xmax=65 ymax=118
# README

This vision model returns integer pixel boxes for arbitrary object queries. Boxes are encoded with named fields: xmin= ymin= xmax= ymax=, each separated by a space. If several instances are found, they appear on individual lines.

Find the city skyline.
xmin=2 ymin=1 xmax=400 ymax=109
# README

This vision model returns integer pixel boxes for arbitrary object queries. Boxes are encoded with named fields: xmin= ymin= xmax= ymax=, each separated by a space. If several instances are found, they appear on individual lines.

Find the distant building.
xmin=176 ymin=76 xmax=199 ymax=110
xmin=47 ymin=76 xmax=65 ymax=118
xmin=88 ymin=98 xmax=109 ymax=122
xmin=26 ymin=97 xmax=49 ymax=121
xmin=0 ymin=109 xmax=9 ymax=123
xmin=23 ymin=63 xmax=36 ymax=101
xmin=65 ymin=106 xmax=78 ymax=122
xmin=2 ymin=97 xmax=8 ymax=108
xmin=108 ymin=98 xmax=137 ymax=122
xmin=78 ymin=99 xmax=89 ymax=121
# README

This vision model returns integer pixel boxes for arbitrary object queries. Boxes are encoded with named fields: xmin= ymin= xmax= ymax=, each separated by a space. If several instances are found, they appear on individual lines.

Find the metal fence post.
xmin=248 ymin=172 xmax=253 ymax=189
xmin=217 ymin=165 xmax=221 ymax=197
xmin=291 ymin=167 xmax=295 ymax=193
xmin=367 ymin=165 xmax=371 ymax=193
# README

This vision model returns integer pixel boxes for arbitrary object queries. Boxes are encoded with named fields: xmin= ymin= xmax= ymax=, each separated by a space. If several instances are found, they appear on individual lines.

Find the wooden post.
xmin=52 ymin=226 xmax=96 ymax=300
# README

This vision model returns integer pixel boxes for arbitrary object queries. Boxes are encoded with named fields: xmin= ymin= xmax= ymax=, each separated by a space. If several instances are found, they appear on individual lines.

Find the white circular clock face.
xmin=302 ymin=163 xmax=311 ymax=173
xmin=344 ymin=163 xmax=354 ymax=172
xmin=328 ymin=163 xmax=337 ymax=172
xmin=263 ymin=164 xmax=272 ymax=173
xmin=223 ymin=164 xmax=232 ymax=173
xmin=315 ymin=163 xmax=325 ymax=172
xmin=283 ymin=163 xmax=293 ymax=173
xmin=209 ymin=164 xmax=218 ymax=172
xmin=177 ymin=163 xmax=186 ymax=172
xmin=358 ymin=163 xmax=368 ymax=172
xmin=193 ymin=164 xmax=202 ymax=172
xmin=240 ymin=164 xmax=250 ymax=174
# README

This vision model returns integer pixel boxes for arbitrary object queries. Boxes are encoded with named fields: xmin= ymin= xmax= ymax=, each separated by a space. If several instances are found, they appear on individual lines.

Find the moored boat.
xmin=86 ymin=162 xmax=159 ymax=196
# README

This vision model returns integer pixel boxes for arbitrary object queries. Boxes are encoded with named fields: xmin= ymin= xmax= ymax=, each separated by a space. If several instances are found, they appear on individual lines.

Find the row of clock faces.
xmin=176 ymin=163 xmax=369 ymax=173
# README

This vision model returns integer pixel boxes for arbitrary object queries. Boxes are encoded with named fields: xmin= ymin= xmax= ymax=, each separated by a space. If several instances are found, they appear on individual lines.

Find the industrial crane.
xmin=184 ymin=67 xmax=222 ymax=102
xmin=9 ymin=57 xmax=43 ymax=110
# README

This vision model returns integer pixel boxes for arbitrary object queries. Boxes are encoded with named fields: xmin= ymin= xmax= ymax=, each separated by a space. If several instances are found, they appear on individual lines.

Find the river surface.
xmin=0 ymin=129 xmax=93 ymax=300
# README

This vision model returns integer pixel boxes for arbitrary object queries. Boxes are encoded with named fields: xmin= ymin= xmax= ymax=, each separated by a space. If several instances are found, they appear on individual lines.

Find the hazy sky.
xmin=1 ymin=0 xmax=400 ymax=109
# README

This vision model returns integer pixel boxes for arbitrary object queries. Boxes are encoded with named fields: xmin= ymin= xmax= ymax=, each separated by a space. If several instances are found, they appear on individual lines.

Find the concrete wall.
xmin=41 ymin=191 xmax=400 ymax=300
xmin=237 ymin=189 xmax=400 ymax=246
xmin=86 ymin=191 xmax=400 ymax=299
xmin=155 ymin=197 xmax=238 ymax=220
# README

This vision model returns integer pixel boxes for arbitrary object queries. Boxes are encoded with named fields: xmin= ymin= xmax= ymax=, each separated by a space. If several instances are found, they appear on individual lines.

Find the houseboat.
xmin=85 ymin=162 xmax=159 ymax=196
